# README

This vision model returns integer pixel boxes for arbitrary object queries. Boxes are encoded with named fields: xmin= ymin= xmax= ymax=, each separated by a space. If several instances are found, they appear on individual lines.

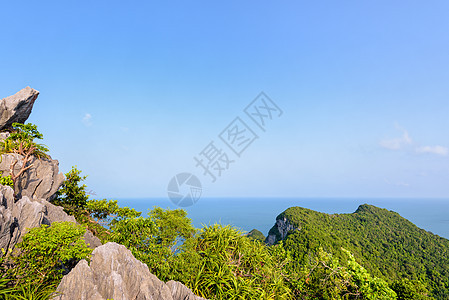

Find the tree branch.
xmin=10 ymin=146 xmax=36 ymax=196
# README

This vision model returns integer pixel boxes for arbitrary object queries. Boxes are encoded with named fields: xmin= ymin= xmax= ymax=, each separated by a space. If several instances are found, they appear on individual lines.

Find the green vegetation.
xmin=3 ymin=164 xmax=444 ymax=299
xmin=0 ymin=123 xmax=49 ymax=159
xmin=0 ymin=123 xmax=49 ymax=195
xmin=0 ymin=222 xmax=91 ymax=299
xmin=246 ymin=228 xmax=266 ymax=242
xmin=53 ymin=166 xmax=89 ymax=211
xmin=51 ymin=168 xmax=419 ymax=299
xmin=289 ymin=247 xmax=397 ymax=299
xmin=0 ymin=173 xmax=13 ymax=188
xmin=275 ymin=205 xmax=445 ymax=299
xmin=51 ymin=167 xmax=142 ymax=242
xmin=180 ymin=225 xmax=291 ymax=299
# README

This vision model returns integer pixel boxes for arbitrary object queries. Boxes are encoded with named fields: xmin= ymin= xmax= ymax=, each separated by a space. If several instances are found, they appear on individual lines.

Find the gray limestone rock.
xmin=0 ymin=185 xmax=46 ymax=251
xmin=0 ymin=185 xmax=101 ymax=252
xmin=166 ymin=280 xmax=207 ymax=300
xmin=56 ymin=242 xmax=205 ymax=300
xmin=0 ymin=153 xmax=64 ymax=202
xmin=0 ymin=87 xmax=39 ymax=130
xmin=265 ymin=216 xmax=297 ymax=246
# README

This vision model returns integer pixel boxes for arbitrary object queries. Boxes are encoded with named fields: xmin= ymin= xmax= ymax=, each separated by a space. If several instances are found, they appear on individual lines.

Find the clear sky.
xmin=1 ymin=1 xmax=448 ymax=199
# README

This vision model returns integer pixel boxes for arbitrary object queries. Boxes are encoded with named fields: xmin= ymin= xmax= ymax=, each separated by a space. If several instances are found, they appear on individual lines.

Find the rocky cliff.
xmin=265 ymin=215 xmax=297 ymax=245
xmin=0 ymin=87 xmax=101 ymax=250
xmin=0 ymin=87 xmax=205 ymax=300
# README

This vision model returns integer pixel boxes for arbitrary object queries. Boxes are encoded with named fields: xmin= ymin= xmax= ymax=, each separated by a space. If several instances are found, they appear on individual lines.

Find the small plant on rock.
xmin=0 ymin=122 xmax=49 ymax=195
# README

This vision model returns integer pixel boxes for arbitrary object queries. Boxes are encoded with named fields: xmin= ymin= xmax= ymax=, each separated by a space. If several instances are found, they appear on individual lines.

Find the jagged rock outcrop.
xmin=0 ymin=153 xmax=65 ymax=202
xmin=0 ymin=87 xmax=64 ymax=202
xmin=0 ymin=87 xmax=39 ymax=131
xmin=0 ymin=185 xmax=101 ymax=251
xmin=166 ymin=280 xmax=205 ymax=300
xmin=265 ymin=216 xmax=297 ymax=245
xmin=0 ymin=186 xmax=46 ymax=250
xmin=0 ymin=87 xmax=101 ymax=251
xmin=55 ymin=242 xmax=205 ymax=300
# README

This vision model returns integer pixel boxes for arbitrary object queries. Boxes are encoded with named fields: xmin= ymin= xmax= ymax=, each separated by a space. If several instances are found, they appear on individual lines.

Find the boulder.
xmin=0 ymin=185 xmax=46 ymax=250
xmin=56 ymin=242 xmax=205 ymax=300
xmin=0 ymin=153 xmax=64 ymax=202
xmin=0 ymin=87 xmax=39 ymax=130
xmin=0 ymin=185 xmax=101 ymax=251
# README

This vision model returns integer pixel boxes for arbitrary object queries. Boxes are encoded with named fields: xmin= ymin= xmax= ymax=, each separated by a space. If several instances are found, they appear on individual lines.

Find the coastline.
xmin=116 ymin=197 xmax=449 ymax=240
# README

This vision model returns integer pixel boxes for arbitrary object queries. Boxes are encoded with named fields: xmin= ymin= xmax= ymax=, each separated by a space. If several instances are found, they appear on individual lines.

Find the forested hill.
xmin=267 ymin=204 xmax=449 ymax=299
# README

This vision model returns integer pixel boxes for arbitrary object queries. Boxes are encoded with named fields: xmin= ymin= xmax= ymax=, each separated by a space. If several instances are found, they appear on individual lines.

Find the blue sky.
xmin=1 ymin=1 xmax=448 ymax=199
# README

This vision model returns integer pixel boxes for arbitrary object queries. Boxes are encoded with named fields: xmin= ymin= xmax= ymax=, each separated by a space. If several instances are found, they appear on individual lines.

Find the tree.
xmin=391 ymin=278 xmax=434 ymax=300
xmin=54 ymin=166 xmax=89 ymax=211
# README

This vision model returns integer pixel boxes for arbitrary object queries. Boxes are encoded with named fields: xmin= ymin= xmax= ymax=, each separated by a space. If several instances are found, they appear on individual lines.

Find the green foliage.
xmin=54 ymin=166 xmax=89 ymax=211
xmin=343 ymin=248 xmax=397 ymax=299
xmin=0 ymin=222 xmax=90 ymax=299
xmin=0 ymin=277 xmax=17 ymax=298
xmin=0 ymin=174 xmax=13 ymax=188
xmin=391 ymin=278 xmax=434 ymax=300
xmin=181 ymin=224 xmax=291 ymax=299
xmin=277 ymin=205 xmax=449 ymax=299
xmin=86 ymin=198 xmax=141 ymax=221
xmin=282 ymin=246 xmax=396 ymax=299
xmin=0 ymin=123 xmax=49 ymax=158
xmin=84 ymin=198 xmax=142 ymax=242
xmin=4 ymin=222 xmax=91 ymax=287
xmin=0 ymin=281 xmax=59 ymax=300
xmin=245 ymin=228 xmax=265 ymax=242
xmin=109 ymin=207 xmax=195 ymax=280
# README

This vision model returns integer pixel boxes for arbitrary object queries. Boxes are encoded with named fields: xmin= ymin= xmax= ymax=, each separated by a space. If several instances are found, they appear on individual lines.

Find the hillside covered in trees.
xmin=267 ymin=204 xmax=449 ymax=299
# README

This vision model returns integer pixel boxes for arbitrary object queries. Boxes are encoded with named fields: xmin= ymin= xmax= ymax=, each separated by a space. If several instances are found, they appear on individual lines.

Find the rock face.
xmin=55 ymin=242 xmax=205 ymax=300
xmin=0 ymin=87 xmax=101 ymax=251
xmin=0 ymin=186 xmax=46 ymax=250
xmin=166 ymin=280 xmax=205 ymax=300
xmin=0 ymin=87 xmax=39 ymax=131
xmin=0 ymin=153 xmax=65 ymax=202
xmin=0 ymin=185 xmax=101 ymax=251
xmin=265 ymin=216 xmax=297 ymax=245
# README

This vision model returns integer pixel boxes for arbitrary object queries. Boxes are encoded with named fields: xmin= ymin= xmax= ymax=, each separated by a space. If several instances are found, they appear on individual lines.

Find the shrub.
xmin=2 ymin=222 xmax=91 ymax=287
xmin=182 ymin=224 xmax=292 ymax=299
xmin=0 ymin=123 xmax=49 ymax=158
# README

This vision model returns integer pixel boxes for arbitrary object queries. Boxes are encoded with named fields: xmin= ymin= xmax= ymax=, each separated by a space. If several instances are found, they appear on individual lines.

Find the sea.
xmin=116 ymin=198 xmax=449 ymax=240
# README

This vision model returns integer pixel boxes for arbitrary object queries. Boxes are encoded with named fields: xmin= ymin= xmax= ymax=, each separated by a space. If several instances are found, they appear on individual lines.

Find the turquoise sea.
xmin=116 ymin=198 xmax=449 ymax=240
